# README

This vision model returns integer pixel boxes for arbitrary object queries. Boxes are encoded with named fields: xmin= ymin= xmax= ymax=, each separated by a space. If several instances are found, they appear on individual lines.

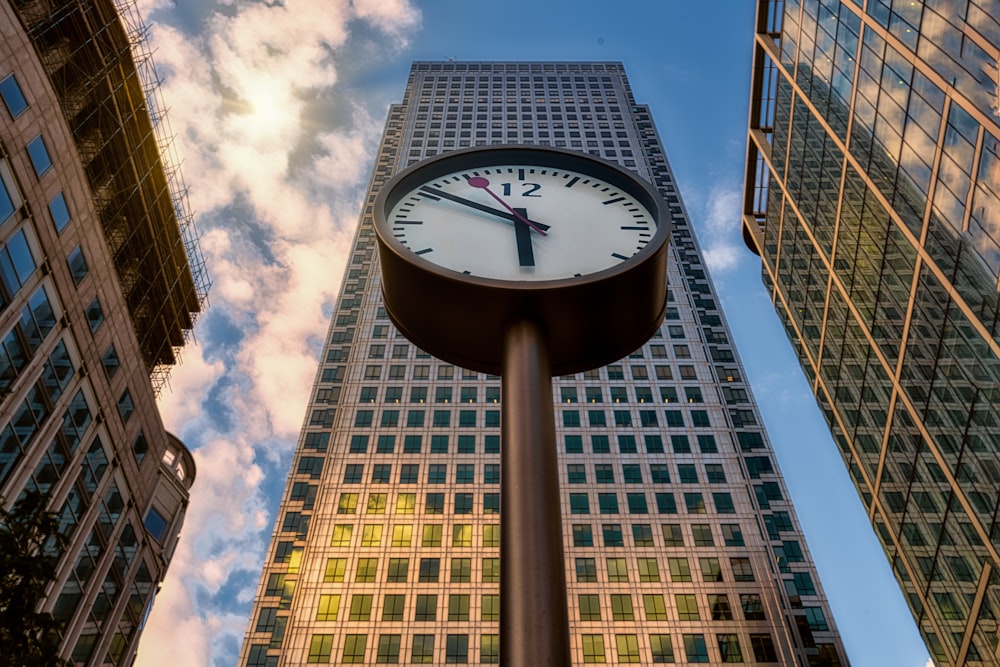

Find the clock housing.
xmin=373 ymin=145 xmax=670 ymax=375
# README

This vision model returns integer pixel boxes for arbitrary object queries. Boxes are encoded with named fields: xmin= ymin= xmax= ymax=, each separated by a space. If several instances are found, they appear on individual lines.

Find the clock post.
xmin=373 ymin=146 xmax=670 ymax=667
xmin=500 ymin=319 xmax=569 ymax=665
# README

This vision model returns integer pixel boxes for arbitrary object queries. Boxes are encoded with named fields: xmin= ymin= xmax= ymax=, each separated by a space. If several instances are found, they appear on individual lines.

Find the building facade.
xmin=240 ymin=61 xmax=845 ymax=666
xmin=743 ymin=0 xmax=999 ymax=664
xmin=0 ymin=0 xmax=208 ymax=664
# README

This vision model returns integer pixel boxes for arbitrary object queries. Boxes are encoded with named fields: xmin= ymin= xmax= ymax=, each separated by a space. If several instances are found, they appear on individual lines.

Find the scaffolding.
xmin=10 ymin=0 xmax=211 ymax=394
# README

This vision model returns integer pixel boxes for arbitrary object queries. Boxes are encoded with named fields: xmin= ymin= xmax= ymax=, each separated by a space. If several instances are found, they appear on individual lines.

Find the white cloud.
xmin=137 ymin=1 xmax=421 ymax=666
xmin=699 ymin=185 xmax=744 ymax=273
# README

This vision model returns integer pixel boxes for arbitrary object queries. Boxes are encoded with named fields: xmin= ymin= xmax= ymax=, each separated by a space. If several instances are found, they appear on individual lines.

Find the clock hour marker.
xmin=620 ymin=225 xmax=648 ymax=231
xmin=611 ymin=252 xmax=629 ymax=260
xmin=394 ymin=220 xmax=424 ymax=225
xmin=415 ymin=248 xmax=433 ymax=255
xmin=565 ymin=176 xmax=580 ymax=188
xmin=518 ymin=168 xmax=525 ymax=181
xmin=602 ymin=196 xmax=626 ymax=205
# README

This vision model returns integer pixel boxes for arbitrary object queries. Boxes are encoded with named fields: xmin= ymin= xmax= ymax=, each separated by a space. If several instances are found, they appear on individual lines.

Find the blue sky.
xmin=133 ymin=1 xmax=930 ymax=666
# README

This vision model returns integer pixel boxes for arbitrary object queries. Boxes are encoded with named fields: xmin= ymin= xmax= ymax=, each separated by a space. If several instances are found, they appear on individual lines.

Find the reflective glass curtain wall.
xmin=744 ymin=1 xmax=1000 ymax=664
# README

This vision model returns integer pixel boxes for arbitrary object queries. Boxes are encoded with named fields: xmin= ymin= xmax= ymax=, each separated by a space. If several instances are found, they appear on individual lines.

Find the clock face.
xmin=385 ymin=163 xmax=657 ymax=282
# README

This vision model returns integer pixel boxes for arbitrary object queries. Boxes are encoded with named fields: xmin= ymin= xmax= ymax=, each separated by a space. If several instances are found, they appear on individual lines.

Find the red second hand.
xmin=466 ymin=176 xmax=548 ymax=236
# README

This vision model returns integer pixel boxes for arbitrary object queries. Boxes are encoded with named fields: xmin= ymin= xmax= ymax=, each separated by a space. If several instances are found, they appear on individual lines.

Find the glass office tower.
xmin=0 ymin=0 xmax=208 ymax=664
xmin=240 ymin=61 xmax=845 ymax=666
xmin=743 ymin=0 xmax=1000 ymax=664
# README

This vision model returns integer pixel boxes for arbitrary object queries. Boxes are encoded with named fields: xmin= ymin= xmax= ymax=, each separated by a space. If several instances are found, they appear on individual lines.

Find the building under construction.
xmin=1 ymin=0 xmax=208 ymax=663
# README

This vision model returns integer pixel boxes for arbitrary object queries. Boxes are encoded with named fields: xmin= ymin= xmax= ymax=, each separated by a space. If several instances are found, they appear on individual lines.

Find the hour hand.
xmin=513 ymin=207 xmax=534 ymax=267
xmin=418 ymin=186 xmax=551 ymax=232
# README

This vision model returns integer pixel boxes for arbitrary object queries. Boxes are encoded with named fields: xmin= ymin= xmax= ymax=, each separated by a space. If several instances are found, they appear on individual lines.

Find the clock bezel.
xmin=373 ymin=145 xmax=671 ymax=375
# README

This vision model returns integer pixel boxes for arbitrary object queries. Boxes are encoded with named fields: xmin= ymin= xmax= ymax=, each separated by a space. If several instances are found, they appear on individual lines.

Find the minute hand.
xmin=418 ymin=186 xmax=551 ymax=233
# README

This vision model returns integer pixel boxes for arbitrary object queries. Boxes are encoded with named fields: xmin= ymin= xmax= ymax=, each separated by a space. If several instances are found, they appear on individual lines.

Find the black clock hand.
xmin=418 ymin=186 xmax=551 ymax=232
xmin=513 ymin=207 xmax=534 ymax=267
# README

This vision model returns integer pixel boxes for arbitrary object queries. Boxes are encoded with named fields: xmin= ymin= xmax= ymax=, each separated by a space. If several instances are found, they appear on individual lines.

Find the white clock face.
xmin=386 ymin=164 xmax=657 ymax=282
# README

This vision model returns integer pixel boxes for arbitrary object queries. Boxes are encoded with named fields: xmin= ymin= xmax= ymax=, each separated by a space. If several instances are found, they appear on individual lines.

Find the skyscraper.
xmin=0 ymin=0 xmax=208 ymax=664
xmin=743 ymin=0 xmax=999 ymax=664
xmin=240 ymin=61 xmax=845 ymax=666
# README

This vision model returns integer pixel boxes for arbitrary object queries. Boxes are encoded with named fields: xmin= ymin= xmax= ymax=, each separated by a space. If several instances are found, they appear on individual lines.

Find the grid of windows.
xmin=241 ymin=60 xmax=844 ymax=667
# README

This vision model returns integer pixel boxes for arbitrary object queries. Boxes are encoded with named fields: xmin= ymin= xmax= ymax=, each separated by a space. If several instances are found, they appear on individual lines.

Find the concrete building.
xmin=743 ymin=0 xmax=1000 ymax=664
xmin=240 ymin=61 xmax=845 ymax=666
xmin=0 ymin=0 xmax=208 ymax=664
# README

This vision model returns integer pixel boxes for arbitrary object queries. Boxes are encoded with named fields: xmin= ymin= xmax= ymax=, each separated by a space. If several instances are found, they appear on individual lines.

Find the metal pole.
xmin=500 ymin=318 xmax=571 ymax=667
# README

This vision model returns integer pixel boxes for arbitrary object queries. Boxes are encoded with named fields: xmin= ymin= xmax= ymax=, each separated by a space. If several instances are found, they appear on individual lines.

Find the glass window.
xmin=750 ymin=634 xmax=778 ymax=662
xmin=386 ymin=558 xmax=408 ymax=582
xmin=0 ymin=74 xmax=28 ymax=117
xmin=418 ymin=558 xmax=439 ymax=582
xmin=376 ymin=634 xmax=401 ymax=663
xmin=650 ymin=634 xmax=674 ymax=663
xmin=448 ymin=594 xmax=470 ymax=621
xmin=632 ymin=524 xmax=653 ymax=546
xmin=452 ymin=524 xmax=472 ymax=547
xmin=662 ymin=523 xmax=684 ymax=546
xmin=741 ymin=594 xmax=765 ymax=620
xmin=427 ymin=464 xmax=447 ymax=484
xmin=86 ymin=296 xmax=104 ymax=332
xmin=709 ymin=594 xmax=733 ymax=620
xmin=685 ymin=492 xmax=706 ymax=514
xmin=306 ymin=635 xmax=334 ymax=663
xmin=579 ymin=594 xmax=601 ymax=620
xmin=718 ymin=634 xmax=742 ymax=663
xmin=101 ymin=344 xmax=120 ymax=379
xmin=337 ymin=493 xmax=358 ymax=514
xmin=445 ymin=635 xmax=468 ymax=664
xmin=692 ymin=524 xmax=714 ymax=546
xmin=450 ymin=558 xmax=471 ymax=582
xmin=611 ymin=594 xmax=634 ymax=620
xmin=598 ymin=493 xmax=618 ymax=514
xmin=117 ymin=389 xmax=134 ymax=423
xmin=607 ymin=557 xmax=628 ymax=581
xmin=595 ymin=465 xmax=615 ymax=484
xmin=323 ymin=558 xmax=346 ymax=582
xmin=355 ymin=558 xmax=378 ymax=582
xmin=627 ymin=493 xmax=648 ymax=514
xmin=411 ymin=635 xmax=434 ymax=663
xmin=483 ymin=492 xmax=499 ymax=514
xmin=582 ymin=635 xmax=605 ymax=663
xmin=454 ymin=493 xmax=473 ymax=514
xmin=602 ymin=524 xmax=624 ymax=546
xmin=144 ymin=506 xmax=168 ymax=541
xmin=722 ymin=524 xmax=745 ymax=546
xmin=343 ymin=465 xmax=363 ymax=484
xmin=665 ymin=556 xmax=693 ymax=583
xmin=315 ymin=594 xmax=340 ymax=621
xmin=643 ymin=594 xmax=667 ymax=621
xmin=637 ymin=557 xmax=659 ymax=581
xmin=482 ymin=593 xmax=500 ymax=621
xmin=572 ymin=524 xmax=593 ymax=547
xmin=26 ymin=135 xmax=51 ymax=176
xmin=67 ymin=246 xmax=88 ymax=285
xmin=700 ymin=557 xmax=723 ymax=582
xmin=622 ymin=465 xmax=642 ymax=483
xmin=422 ymin=525 xmax=442 ymax=547
xmin=683 ymin=634 xmax=709 ymax=663
xmin=481 ymin=635 xmax=499 ymax=664
xmin=482 ymin=558 xmax=499 ymax=583
xmin=48 ymin=192 xmax=71 ymax=233
xmin=414 ymin=594 xmax=437 ymax=621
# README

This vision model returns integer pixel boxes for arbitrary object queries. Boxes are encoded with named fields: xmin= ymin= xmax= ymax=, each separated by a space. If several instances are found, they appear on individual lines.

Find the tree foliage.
xmin=0 ymin=491 xmax=72 ymax=667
